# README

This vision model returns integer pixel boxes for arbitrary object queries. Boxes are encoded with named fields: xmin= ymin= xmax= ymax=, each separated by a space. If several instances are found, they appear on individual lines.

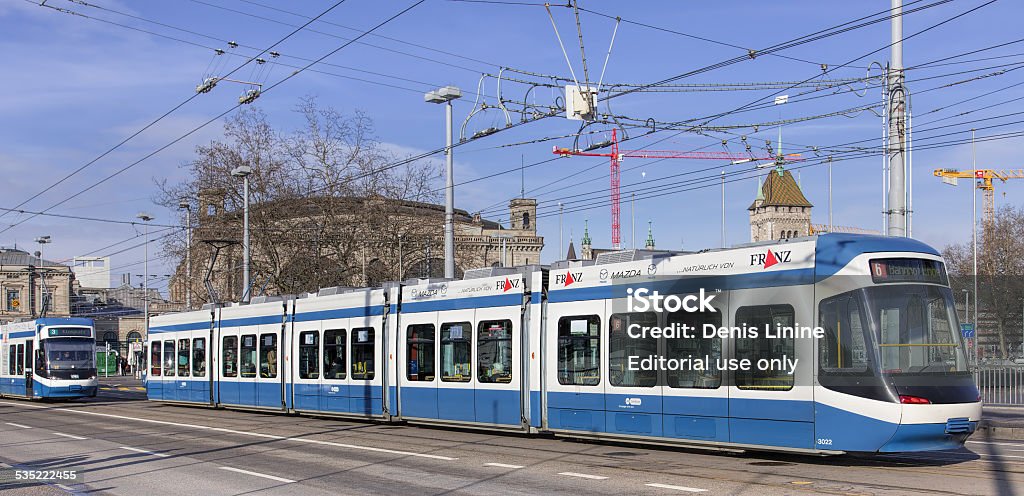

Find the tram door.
xmin=24 ymin=341 xmax=33 ymax=398
xmin=726 ymin=288 xmax=815 ymax=450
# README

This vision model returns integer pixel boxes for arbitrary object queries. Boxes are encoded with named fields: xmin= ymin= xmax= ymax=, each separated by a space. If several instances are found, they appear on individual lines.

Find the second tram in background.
xmin=146 ymin=234 xmax=981 ymax=454
xmin=0 ymin=318 xmax=98 ymax=400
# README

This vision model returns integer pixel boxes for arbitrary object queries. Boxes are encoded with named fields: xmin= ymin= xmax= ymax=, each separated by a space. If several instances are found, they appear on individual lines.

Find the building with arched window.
xmin=748 ymin=167 xmax=813 ymax=243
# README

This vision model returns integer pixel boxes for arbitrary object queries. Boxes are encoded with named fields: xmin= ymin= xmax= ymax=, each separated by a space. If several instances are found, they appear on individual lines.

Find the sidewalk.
xmin=978 ymin=406 xmax=1024 ymax=440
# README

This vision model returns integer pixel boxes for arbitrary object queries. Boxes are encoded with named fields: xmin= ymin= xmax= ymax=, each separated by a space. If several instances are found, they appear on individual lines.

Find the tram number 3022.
xmin=816 ymin=438 xmax=833 ymax=446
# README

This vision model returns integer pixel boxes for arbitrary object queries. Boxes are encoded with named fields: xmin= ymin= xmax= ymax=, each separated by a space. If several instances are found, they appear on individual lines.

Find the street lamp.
xmin=34 ymin=235 xmax=51 ymax=317
xmin=425 ymin=85 xmax=462 ymax=279
xmin=231 ymin=165 xmax=252 ymax=302
xmin=179 ymin=198 xmax=192 ymax=310
xmin=136 ymin=213 xmax=154 ymax=334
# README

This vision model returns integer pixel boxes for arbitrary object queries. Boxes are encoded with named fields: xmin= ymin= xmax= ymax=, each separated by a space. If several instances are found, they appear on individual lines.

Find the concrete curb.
xmin=976 ymin=421 xmax=1024 ymax=441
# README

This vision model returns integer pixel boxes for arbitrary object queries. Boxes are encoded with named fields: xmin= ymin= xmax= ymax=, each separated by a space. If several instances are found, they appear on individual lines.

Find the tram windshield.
xmin=41 ymin=338 xmax=95 ymax=370
xmin=862 ymin=285 xmax=968 ymax=375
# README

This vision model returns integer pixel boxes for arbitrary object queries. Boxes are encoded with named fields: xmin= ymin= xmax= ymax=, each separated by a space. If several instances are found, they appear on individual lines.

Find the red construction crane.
xmin=552 ymin=128 xmax=802 ymax=249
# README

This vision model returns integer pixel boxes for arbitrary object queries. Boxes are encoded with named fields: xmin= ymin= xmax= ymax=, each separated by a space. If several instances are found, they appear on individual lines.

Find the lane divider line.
xmin=0 ymin=401 xmax=456 ymax=461
xmin=52 ymin=432 xmax=87 ymax=440
xmin=646 ymin=482 xmax=709 ymax=493
xmin=119 ymin=446 xmax=170 ymax=458
xmin=219 ymin=466 xmax=296 ymax=484
xmin=558 ymin=472 xmax=608 ymax=480
xmin=484 ymin=462 xmax=525 ymax=469
xmin=4 ymin=422 xmax=31 ymax=429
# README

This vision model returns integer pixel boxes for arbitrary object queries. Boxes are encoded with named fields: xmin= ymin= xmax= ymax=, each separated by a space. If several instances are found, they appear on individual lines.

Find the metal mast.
xmin=887 ymin=0 xmax=908 ymax=236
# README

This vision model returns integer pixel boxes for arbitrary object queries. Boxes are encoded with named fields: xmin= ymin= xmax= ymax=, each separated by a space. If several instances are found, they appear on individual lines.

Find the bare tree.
xmin=943 ymin=204 xmax=1024 ymax=360
xmin=157 ymin=97 xmax=442 ymax=304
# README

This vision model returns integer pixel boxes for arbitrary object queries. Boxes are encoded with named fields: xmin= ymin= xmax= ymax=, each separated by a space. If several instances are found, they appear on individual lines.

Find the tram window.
xmin=298 ymin=331 xmax=320 ymax=379
xmin=178 ymin=339 xmax=190 ymax=377
xmin=150 ymin=341 xmax=161 ymax=376
xmin=222 ymin=336 xmax=238 ymax=378
xmin=735 ymin=305 xmax=795 ymax=391
xmin=239 ymin=335 xmax=257 ymax=378
xmin=557 ymin=315 xmax=601 ymax=386
xmin=8 ymin=344 xmax=15 ymax=375
xmin=16 ymin=344 xmax=24 ymax=375
xmin=192 ymin=338 xmax=206 ymax=377
xmin=259 ymin=334 xmax=277 ymax=379
xmin=478 ymin=320 xmax=513 ymax=384
xmin=819 ymin=294 xmax=869 ymax=373
xmin=407 ymin=324 xmax=435 ymax=381
xmin=609 ymin=313 xmax=657 ymax=388
xmin=666 ymin=309 xmax=722 ymax=389
xmin=163 ymin=340 xmax=175 ymax=377
xmin=440 ymin=322 xmax=471 ymax=382
xmin=324 ymin=329 xmax=347 ymax=380
xmin=351 ymin=327 xmax=375 ymax=380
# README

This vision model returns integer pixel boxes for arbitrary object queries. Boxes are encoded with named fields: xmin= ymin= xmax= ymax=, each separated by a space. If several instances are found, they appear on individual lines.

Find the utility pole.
xmin=425 ymin=86 xmax=462 ymax=279
xmin=558 ymin=203 xmax=564 ymax=260
xmin=887 ymin=0 xmax=908 ymax=237
xmin=179 ymin=199 xmax=192 ymax=310
xmin=230 ymin=165 xmax=252 ymax=302
xmin=972 ymin=129 xmax=979 ymax=367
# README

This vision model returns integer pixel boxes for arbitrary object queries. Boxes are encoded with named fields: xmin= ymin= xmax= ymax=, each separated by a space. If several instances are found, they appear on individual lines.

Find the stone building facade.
xmin=168 ymin=194 xmax=544 ymax=306
xmin=0 ymin=248 xmax=73 ymax=324
xmin=748 ymin=168 xmax=813 ymax=242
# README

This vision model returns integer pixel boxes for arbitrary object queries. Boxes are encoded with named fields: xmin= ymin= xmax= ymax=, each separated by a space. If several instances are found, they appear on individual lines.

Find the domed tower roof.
xmin=749 ymin=168 xmax=812 ymax=210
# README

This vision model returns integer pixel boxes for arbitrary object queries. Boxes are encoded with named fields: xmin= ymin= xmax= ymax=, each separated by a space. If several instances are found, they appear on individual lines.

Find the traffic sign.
xmin=961 ymin=323 xmax=975 ymax=338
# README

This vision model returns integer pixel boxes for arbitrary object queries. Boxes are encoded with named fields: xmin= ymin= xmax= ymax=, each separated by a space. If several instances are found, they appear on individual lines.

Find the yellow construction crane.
xmin=933 ymin=169 xmax=1024 ymax=228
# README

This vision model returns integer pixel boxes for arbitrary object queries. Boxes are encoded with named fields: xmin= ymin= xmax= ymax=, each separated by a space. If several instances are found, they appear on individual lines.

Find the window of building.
xmin=239 ymin=335 xmax=256 ymax=378
xmin=222 ymin=336 xmax=237 ymax=378
xmin=259 ymin=333 xmax=277 ymax=379
xmin=150 ymin=341 xmax=161 ymax=376
xmin=177 ymin=339 xmax=190 ymax=377
xmin=440 ymin=322 xmax=471 ymax=382
xmin=609 ymin=312 xmax=658 ymax=387
xmin=407 ymin=324 xmax=435 ymax=381
xmin=298 ymin=331 xmax=319 ymax=379
xmin=735 ymin=305 xmax=795 ymax=390
xmin=6 ymin=289 xmax=19 ymax=312
xmin=192 ymin=338 xmax=206 ymax=377
xmin=478 ymin=320 xmax=513 ymax=383
xmin=127 ymin=331 xmax=142 ymax=343
xmin=102 ymin=332 xmax=117 ymax=345
xmin=522 ymin=212 xmax=530 ymax=229
xmin=163 ymin=340 xmax=175 ymax=377
xmin=351 ymin=328 xmax=374 ymax=380
xmin=324 ymin=329 xmax=346 ymax=380
xmin=557 ymin=315 xmax=600 ymax=386
xmin=666 ymin=308 xmax=722 ymax=389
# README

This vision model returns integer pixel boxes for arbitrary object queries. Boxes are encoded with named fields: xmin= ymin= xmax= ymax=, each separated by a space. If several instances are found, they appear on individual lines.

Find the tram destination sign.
xmin=47 ymin=328 xmax=92 ymax=338
xmin=869 ymin=258 xmax=947 ymax=285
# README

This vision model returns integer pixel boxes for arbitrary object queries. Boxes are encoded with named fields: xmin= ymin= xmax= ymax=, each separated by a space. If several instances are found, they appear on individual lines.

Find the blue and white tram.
xmin=0 ymin=318 xmax=98 ymax=400
xmin=146 ymin=234 xmax=980 ymax=454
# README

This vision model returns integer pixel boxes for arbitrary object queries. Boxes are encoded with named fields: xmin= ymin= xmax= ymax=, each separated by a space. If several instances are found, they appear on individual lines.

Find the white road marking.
xmin=52 ymin=432 xmax=87 ymax=440
xmin=0 ymin=400 xmax=456 ymax=461
xmin=4 ymin=422 xmax=31 ymax=429
xmin=119 ymin=446 xmax=170 ymax=458
xmin=969 ymin=440 xmax=1024 ymax=448
xmin=219 ymin=466 xmax=295 ymax=484
xmin=646 ymin=482 xmax=709 ymax=493
xmin=484 ymin=462 xmax=524 ymax=469
xmin=558 ymin=472 xmax=608 ymax=480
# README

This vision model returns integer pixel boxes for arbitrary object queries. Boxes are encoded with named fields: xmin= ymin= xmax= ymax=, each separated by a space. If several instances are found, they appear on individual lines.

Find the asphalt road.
xmin=0 ymin=381 xmax=1021 ymax=495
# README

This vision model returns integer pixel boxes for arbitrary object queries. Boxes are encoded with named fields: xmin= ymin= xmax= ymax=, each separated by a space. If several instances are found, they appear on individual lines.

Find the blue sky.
xmin=1 ymin=0 xmax=1021 ymax=295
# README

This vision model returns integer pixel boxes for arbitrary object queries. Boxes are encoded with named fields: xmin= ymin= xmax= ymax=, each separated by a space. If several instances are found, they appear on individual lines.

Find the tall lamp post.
xmin=34 ymin=236 xmax=51 ymax=317
xmin=136 ymin=213 xmax=154 ymax=335
xmin=231 ymin=165 xmax=252 ymax=302
xmin=179 ymin=198 xmax=192 ymax=310
xmin=425 ymin=85 xmax=462 ymax=279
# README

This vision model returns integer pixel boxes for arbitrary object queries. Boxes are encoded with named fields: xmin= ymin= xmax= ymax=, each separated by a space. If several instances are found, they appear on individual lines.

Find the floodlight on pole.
xmin=136 ymin=213 xmax=154 ymax=334
xmin=231 ymin=165 xmax=252 ymax=302
xmin=179 ymin=198 xmax=192 ymax=310
xmin=424 ymin=85 xmax=462 ymax=279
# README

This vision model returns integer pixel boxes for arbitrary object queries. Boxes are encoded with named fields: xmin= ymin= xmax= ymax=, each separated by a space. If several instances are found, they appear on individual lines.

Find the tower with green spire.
xmin=644 ymin=220 xmax=655 ymax=250
xmin=581 ymin=220 xmax=593 ymax=260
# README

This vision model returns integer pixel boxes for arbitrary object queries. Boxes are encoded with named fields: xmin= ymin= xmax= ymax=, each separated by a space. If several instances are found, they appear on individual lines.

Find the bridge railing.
xmin=976 ymin=365 xmax=1024 ymax=406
